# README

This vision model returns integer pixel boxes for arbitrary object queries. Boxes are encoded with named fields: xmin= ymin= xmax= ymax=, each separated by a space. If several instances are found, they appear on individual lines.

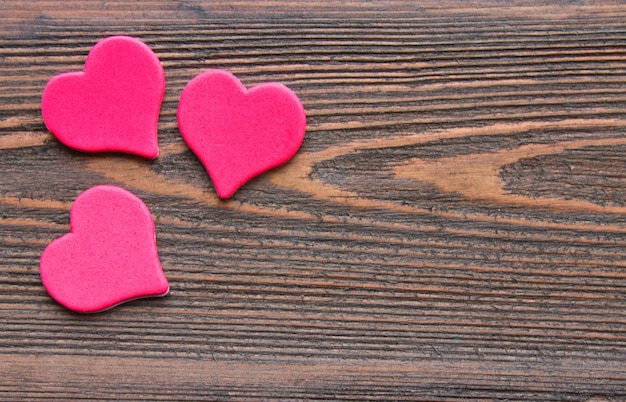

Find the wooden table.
xmin=1 ymin=1 xmax=625 ymax=400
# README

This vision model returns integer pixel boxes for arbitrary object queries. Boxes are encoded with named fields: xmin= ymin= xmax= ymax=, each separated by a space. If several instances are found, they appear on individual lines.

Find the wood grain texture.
xmin=1 ymin=1 xmax=625 ymax=400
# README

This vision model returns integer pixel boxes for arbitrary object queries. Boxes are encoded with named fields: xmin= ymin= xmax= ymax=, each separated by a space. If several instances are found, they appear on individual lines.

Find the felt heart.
xmin=41 ymin=36 xmax=164 ymax=159
xmin=39 ymin=185 xmax=168 ymax=313
xmin=177 ymin=69 xmax=306 ymax=198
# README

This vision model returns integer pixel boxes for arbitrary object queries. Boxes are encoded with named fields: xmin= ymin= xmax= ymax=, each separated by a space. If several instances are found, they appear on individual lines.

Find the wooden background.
xmin=1 ymin=1 xmax=625 ymax=400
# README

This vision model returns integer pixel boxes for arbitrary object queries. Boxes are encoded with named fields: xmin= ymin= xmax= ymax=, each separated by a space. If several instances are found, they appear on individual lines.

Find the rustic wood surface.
xmin=1 ymin=1 xmax=625 ymax=400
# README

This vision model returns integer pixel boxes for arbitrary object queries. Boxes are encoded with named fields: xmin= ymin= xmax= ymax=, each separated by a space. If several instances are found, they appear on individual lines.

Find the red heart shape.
xmin=41 ymin=36 xmax=164 ymax=159
xmin=40 ymin=185 xmax=168 ymax=313
xmin=177 ymin=69 xmax=306 ymax=198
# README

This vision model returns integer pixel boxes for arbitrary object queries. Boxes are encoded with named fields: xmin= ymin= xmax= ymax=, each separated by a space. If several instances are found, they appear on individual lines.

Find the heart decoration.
xmin=39 ymin=185 xmax=169 ymax=313
xmin=40 ymin=36 xmax=164 ymax=159
xmin=177 ymin=69 xmax=306 ymax=198
xmin=38 ymin=37 xmax=309 ymax=312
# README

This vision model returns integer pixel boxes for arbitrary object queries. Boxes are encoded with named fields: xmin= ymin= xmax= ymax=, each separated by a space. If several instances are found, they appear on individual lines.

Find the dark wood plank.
xmin=0 ymin=1 xmax=625 ymax=400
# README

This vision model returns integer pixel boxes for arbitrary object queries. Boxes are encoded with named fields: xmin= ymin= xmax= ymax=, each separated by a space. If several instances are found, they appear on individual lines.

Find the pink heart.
xmin=40 ymin=185 xmax=168 ymax=313
xmin=41 ymin=36 xmax=164 ymax=159
xmin=177 ymin=69 xmax=306 ymax=198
